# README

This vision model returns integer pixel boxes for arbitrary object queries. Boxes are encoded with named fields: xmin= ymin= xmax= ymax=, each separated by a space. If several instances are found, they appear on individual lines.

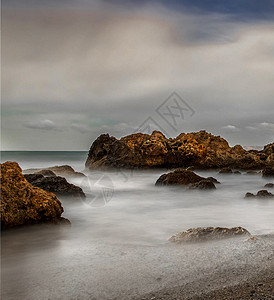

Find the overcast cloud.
xmin=2 ymin=0 xmax=274 ymax=150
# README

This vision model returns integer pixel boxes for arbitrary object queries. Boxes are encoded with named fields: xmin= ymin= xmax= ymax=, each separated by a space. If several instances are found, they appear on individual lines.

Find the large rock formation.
xmin=169 ymin=227 xmax=250 ymax=244
xmin=85 ymin=131 xmax=273 ymax=170
xmin=0 ymin=161 xmax=68 ymax=229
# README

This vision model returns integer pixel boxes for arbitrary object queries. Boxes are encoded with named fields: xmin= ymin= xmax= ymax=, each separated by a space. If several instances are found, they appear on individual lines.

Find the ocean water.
xmin=1 ymin=151 xmax=274 ymax=299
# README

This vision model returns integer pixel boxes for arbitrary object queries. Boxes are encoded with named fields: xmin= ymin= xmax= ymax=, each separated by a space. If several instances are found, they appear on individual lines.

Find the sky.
xmin=2 ymin=0 xmax=274 ymax=150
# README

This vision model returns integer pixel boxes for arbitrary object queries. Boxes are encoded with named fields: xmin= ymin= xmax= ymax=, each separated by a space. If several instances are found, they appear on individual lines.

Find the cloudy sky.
xmin=2 ymin=0 xmax=274 ymax=150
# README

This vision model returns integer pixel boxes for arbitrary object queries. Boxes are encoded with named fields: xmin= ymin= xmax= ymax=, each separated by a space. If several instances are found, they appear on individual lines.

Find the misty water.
xmin=1 ymin=151 xmax=274 ymax=299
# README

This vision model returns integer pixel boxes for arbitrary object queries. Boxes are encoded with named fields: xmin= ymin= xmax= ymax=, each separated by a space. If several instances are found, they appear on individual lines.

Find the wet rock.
xmin=245 ymin=190 xmax=274 ymax=198
xmin=45 ymin=165 xmax=86 ymax=178
xmin=245 ymin=192 xmax=256 ymax=198
xmin=246 ymin=170 xmax=260 ymax=175
xmin=155 ymin=169 xmax=205 ymax=186
xmin=1 ymin=161 xmax=67 ymax=229
xmin=262 ymin=167 xmax=274 ymax=177
xmin=24 ymin=165 xmax=85 ymax=178
xmin=35 ymin=169 xmax=56 ymax=177
xmin=188 ymin=180 xmax=216 ymax=190
xmin=233 ymin=171 xmax=241 ymax=174
xmin=24 ymin=173 xmax=44 ymax=183
xmin=206 ymin=176 xmax=220 ymax=184
xmin=25 ymin=175 xmax=86 ymax=198
xmin=219 ymin=168 xmax=233 ymax=174
xmin=169 ymin=227 xmax=250 ymax=243
xmin=257 ymin=190 xmax=274 ymax=197
xmin=265 ymin=183 xmax=274 ymax=188
xmin=86 ymin=130 xmax=274 ymax=170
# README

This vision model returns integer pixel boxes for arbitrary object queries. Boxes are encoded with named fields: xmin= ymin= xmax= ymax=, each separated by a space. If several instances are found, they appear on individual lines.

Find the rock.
xmin=188 ymin=180 xmax=216 ymax=190
xmin=24 ymin=173 xmax=44 ymax=183
xmin=262 ymin=167 xmax=274 ymax=177
xmin=35 ymin=169 xmax=56 ymax=177
xmin=0 ymin=161 xmax=67 ymax=229
xmin=245 ymin=190 xmax=274 ymax=198
xmin=233 ymin=171 xmax=241 ymax=174
xmin=246 ymin=170 xmax=260 ymax=175
xmin=155 ymin=169 xmax=205 ymax=186
xmin=45 ymin=165 xmax=86 ymax=178
xmin=245 ymin=192 xmax=255 ymax=198
xmin=86 ymin=131 xmax=274 ymax=170
xmin=206 ymin=176 xmax=220 ymax=184
xmin=219 ymin=168 xmax=233 ymax=174
xmin=25 ymin=175 xmax=86 ymax=198
xmin=169 ymin=227 xmax=250 ymax=243
xmin=256 ymin=190 xmax=274 ymax=198
xmin=24 ymin=165 xmax=85 ymax=178
xmin=265 ymin=183 xmax=274 ymax=188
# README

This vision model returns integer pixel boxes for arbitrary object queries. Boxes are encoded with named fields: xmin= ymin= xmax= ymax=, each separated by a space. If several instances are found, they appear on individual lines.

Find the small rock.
xmin=245 ymin=192 xmax=255 ymax=198
xmin=246 ymin=170 xmax=260 ymax=175
xmin=245 ymin=190 xmax=274 ymax=198
xmin=169 ymin=226 xmax=250 ymax=243
xmin=206 ymin=176 xmax=220 ymax=184
xmin=219 ymin=168 xmax=233 ymax=174
xmin=234 ymin=170 xmax=241 ymax=174
xmin=257 ymin=190 xmax=274 ymax=198
xmin=155 ymin=169 xmax=206 ymax=186
xmin=265 ymin=183 xmax=274 ymax=188
xmin=188 ymin=180 xmax=216 ymax=190
xmin=25 ymin=175 xmax=86 ymax=198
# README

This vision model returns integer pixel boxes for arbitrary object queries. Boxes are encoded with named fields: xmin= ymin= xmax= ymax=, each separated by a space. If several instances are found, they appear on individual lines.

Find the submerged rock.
xmin=245 ymin=190 xmax=274 ymax=198
xmin=155 ymin=169 xmax=205 ymax=186
xmin=206 ymin=176 xmax=220 ymax=184
xmin=265 ymin=183 xmax=274 ymax=188
xmin=0 ymin=161 xmax=67 ymax=229
xmin=24 ymin=165 xmax=85 ymax=178
xmin=25 ymin=175 xmax=86 ymax=198
xmin=233 ymin=170 xmax=242 ymax=174
xmin=246 ymin=170 xmax=260 ymax=175
xmin=188 ymin=180 xmax=216 ymax=190
xmin=219 ymin=168 xmax=233 ymax=174
xmin=86 ymin=131 xmax=274 ymax=170
xmin=169 ymin=227 xmax=250 ymax=243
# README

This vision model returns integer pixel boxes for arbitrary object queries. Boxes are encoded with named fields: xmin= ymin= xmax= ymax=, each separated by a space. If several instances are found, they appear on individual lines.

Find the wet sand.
xmin=135 ymin=235 xmax=274 ymax=300
xmin=2 ymin=230 xmax=274 ymax=300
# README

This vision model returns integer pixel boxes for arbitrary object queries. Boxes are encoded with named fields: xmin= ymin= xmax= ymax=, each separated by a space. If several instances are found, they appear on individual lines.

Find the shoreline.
xmin=134 ymin=234 xmax=274 ymax=300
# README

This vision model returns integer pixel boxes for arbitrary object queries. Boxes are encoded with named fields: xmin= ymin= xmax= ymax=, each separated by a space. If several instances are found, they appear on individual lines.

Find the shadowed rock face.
xmin=85 ymin=131 xmax=273 ymax=170
xmin=262 ymin=167 xmax=274 ymax=177
xmin=155 ymin=169 xmax=205 ymax=186
xmin=0 ymin=161 xmax=67 ymax=229
xmin=169 ymin=227 xmax=250 ymax=243
xmin=24 ymin=175 xmax=86 ymax=198
xmin=188 ymin=180 xmax=216 ymax=190
xmin=24 ymin=165 xmax=86 ymax=178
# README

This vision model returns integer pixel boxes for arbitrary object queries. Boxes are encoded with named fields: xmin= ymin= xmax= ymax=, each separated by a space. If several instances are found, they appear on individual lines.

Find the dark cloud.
xmin=2 ymin=1 xmax=274 ymax=150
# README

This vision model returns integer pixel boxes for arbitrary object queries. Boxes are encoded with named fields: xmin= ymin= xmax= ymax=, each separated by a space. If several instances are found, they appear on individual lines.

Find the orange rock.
xmin=1 ymin=161 xmax=67 ymax=229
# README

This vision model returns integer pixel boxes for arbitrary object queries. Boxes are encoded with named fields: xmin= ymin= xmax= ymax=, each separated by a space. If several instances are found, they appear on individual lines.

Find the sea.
xmin=1 ymin=151 xmax=274 ymax=299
